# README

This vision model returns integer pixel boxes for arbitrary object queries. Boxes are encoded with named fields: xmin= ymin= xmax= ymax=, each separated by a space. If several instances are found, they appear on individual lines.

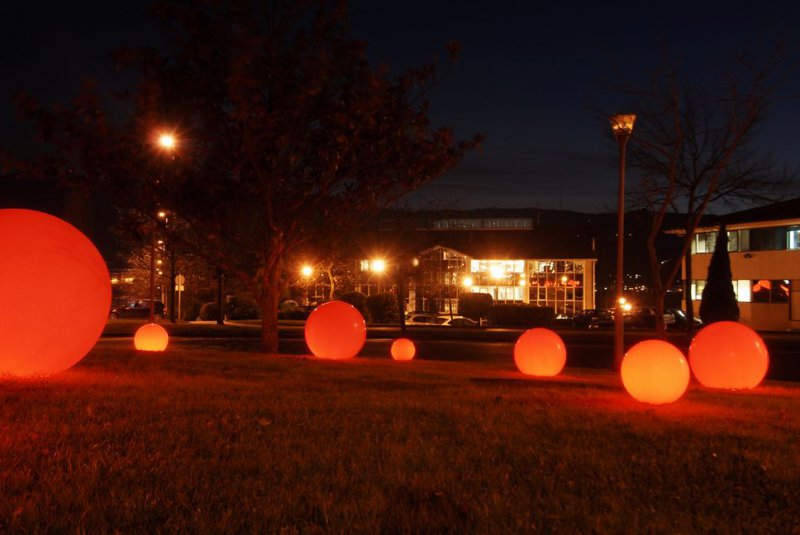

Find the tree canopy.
xmin=14 ymin=0 xmax=481 ymax=351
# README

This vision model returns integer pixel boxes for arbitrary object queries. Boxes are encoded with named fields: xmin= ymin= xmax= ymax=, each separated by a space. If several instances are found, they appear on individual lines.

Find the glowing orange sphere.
xmin=514 ymin=328 xmax=566 ymax=377
xmin=134 ymin=323 xmax=169 ymax=352
xmin=391 ymin=338 xmax=416 ymax=361
xmin=0 ymin=209 xmax=111 ymax=376
xmin=689 ymin=321 xmax=768 ymax=389
xmin=621 ymin=340 xmax=690 ymax=405
xmin=304 ymin=300 xmax=366 ymax=359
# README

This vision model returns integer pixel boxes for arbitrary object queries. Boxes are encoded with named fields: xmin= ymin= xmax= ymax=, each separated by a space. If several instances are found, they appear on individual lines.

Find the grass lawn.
xmin=1 ymin=340 xmax=799 ymax=532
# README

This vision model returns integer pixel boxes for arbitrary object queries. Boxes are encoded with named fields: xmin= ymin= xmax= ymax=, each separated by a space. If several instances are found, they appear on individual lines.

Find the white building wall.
xmin=692 ymin=249 xmax=800 ymax=331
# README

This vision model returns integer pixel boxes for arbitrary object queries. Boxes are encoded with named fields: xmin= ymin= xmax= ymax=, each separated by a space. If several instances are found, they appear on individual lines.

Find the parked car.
xmin=665 ymin=308 xmax=703 ymax=330
xmin=405 ymin=313 xmax=441 ymax=326
xmin=573 ymin=308 xmax=612 ymax=329
xmin=111 ymin=299 xmax=165 ymax=319
xmin=437 ymin=315 xmax=478 ymax=327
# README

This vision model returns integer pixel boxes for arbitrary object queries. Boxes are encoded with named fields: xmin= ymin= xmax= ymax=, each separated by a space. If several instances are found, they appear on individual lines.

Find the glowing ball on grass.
xmin=391 ymin=338 xmax=415 ymax=361
xmin=689 ymin=321 xmax=768 ymax=389
xmin=134 ymin=323 xmax=169 ymax=352
xmin=0 ymin=209 xmax=111 ymax=376
xmin=304 ymin=300 xmax=366 ymax=359
xmin=621 ymin=340 xmax=690 ymax=405
xmin=514 ymin=328 xmax=566 ymax=377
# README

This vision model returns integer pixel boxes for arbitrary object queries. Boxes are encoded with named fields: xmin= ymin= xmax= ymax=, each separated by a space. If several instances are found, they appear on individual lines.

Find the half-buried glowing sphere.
xmin=304 ymin=300 xmax=366 ymax=359
xmin=0 ymin=209 xmax=111 ymax=375
xmin=391 ymin=338 xmax=416 ymax=361
xmin=689 ymin=321 xmax=768 ymax=389
xmin=514 ymin=328 xmax=566 ymax=377
xmin=134 ymin=323 xmax=169 ymax=352
xmin=621 ymin=340 xmax=690 ymax=405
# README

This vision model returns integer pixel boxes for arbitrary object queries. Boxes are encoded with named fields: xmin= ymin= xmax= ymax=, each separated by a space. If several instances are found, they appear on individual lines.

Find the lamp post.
xmin=300 ymin=264 xmax=314 ymax=305
xmin=610 ymin=114 xmax=636 ymax=370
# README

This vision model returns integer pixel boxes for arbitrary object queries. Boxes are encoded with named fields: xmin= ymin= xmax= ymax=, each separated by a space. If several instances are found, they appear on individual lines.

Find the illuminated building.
xmin=687 ymin=198 xmax=800 ymax=330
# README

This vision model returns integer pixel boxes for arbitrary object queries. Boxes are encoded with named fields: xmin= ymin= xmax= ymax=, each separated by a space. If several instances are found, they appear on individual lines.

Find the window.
xmin=788 ymin=227 xmax=800 ymax=250
xmin=694 ymin=232 xmax=717 ymax=254
xmin=691 ymin=280 xmax=706 ymax=300
xmin=735 ymin=280 xmax=751 ymax=303
xmin=752 ymin=279 xmax=790 ymax=303
xmin=749 ymin=227 xmax=787 ymax=251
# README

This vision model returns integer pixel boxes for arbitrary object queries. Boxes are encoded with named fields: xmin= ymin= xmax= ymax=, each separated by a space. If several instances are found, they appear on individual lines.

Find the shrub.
xmin=488 ymin=304 xmax=554 ymax=328
xmin=458 ymin=292 xmax=494 ymax=320
xmin=365 ymin=292 xmax=399 ymax=324
xmin=339 ymin=291 xmax=367 ymax=316
xmin=225 ymin=296 xmax=261 ymax=320
xmin=198 ymin=302 xmax=218 ymax=321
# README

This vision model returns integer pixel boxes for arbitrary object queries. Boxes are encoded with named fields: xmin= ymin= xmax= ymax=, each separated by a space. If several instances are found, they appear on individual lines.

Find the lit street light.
xmin=370 ymin=258 xmax=387 ymax=293
xmin=157 ymin=133 xmax=177 ymax=151
xmin=610 ymin=113 xmax=636 ymax=369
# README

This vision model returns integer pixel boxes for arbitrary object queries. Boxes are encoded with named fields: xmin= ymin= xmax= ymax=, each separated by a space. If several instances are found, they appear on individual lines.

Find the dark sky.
xmin=2 ymin=1 xmax=799 ymax=214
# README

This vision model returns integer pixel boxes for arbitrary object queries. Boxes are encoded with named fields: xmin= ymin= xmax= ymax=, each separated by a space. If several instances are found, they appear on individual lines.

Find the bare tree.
xmin=14 ymin=0 xmax=481 ymax=352
xmin=624 ymin=49 xmax=796 ymax=335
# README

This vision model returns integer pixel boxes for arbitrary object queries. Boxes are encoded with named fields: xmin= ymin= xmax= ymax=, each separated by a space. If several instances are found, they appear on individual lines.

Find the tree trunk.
xmin=654 ymin=290 xmax=667 ymax=338
xmin=216 ymin=268 xmax=224 ymax=325
xmin=259 ymin=248 xmax=283 ymax=353
xmin=684 ymin=247 xmax=695 ymax=336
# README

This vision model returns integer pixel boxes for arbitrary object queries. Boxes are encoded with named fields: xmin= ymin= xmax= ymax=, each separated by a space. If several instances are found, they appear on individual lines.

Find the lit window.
xmin=789 ymin=227 xmax=800 ymax=250
xmin=735 ymin=280 xmax=752 ymax=302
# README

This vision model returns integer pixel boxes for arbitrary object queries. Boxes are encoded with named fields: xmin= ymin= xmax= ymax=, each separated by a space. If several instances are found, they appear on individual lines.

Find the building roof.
xmin=721 ymin=197 xmax=800 ymax=226
xmin=688 ymin=198 xmax=800 ymax=233
xmin=374 ymin=226 xmax=596 ymax=260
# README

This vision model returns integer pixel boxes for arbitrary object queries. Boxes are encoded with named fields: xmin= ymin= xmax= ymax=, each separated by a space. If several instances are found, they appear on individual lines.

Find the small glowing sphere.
xmin=689 ymin=321 xmax=768 ymax=389
xmin=621 ymin=340 xmax=690 ymax=405
xmin=514 ymin=328 xmax=566 ymax=377
xmin=391 ymin=338 xmax=416 ymax=361
xmin=304 ymin=300 xmax=366 ymax=359
xmin=134 ymin=323 xmax=169 ymax=352
xmin=0 ymin=209 xmax=111 ymax=376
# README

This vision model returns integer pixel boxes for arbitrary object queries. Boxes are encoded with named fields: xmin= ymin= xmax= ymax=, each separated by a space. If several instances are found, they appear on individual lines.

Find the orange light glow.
xmin=157 ymin=133 xmax=177 ymax=151
xmin=621 ymin=340 xmax=690 ymax=405
xmin=688 ymin=321 xmax=768 ymax=389
xmin=463 ymin=276 xmax=474 ymax=287
xmin=0 ymin=209 xmax=111 ymax=375
xmin=134 ymin=323 xmax=169 ymax=352
xmin=391 ymin=338 xmax=416 ymax=361
xmin=304 ymin=300 xmax=366 ymax=359
xmin=370 ymin=259 xmax=386 ymax=273
xmin=514 ymin=328 xmax=566 ymax=377
xmin=300 ymin=264 xmax=313 ymax=278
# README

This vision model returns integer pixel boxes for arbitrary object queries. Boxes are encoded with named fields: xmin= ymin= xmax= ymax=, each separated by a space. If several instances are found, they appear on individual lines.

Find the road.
xmin=273 ymin=326 xmax=800 ymax=382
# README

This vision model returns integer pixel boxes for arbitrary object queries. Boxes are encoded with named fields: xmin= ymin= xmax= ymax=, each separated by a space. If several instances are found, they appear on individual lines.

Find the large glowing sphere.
xmin=689 ymin=321 xmax=769 ymax=389
xmin=0 ymin=209 xmax=111 ymax=375
xmin=304 ymin=300 xmax=366 ymax=359
xmin=391 ymin=338 xmax=415 ymax=361
xmin=621 ymin=340 xmax=690 ymax=405
xmin=134 ymin=323 xmax=169 ymax=352
xmin=514 ymin=328 xmax=566 ymax=377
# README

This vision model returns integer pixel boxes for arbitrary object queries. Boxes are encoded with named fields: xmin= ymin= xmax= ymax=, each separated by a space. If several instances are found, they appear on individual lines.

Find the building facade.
xmin=688 ymin=199 xmax=800 ymax=331
xmin=350 ymin=211 xmax=597 ymax=316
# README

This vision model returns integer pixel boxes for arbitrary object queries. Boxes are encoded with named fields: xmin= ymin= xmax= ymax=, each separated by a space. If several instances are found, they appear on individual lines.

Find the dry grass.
xmin=1 ymin=339 xmax=799 ymax=532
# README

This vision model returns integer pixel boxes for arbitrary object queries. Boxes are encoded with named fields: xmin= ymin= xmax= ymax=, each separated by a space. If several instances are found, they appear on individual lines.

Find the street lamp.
xmin=300 ymin=264 xmax=314 ymax=305
xmin=610 ymin=113 xmax=636 ymax=369
xmin=371 ymin=258 xmax=386 ymax=293
xmin=157 ymin=132 xmax=177 ymax=151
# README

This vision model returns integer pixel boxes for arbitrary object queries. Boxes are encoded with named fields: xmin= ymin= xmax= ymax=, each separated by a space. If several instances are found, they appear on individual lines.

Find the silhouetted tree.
xmin=699 ymin=222 xmax=740 ymax=324
xmin=14 ymin=0 xmax=481 ymax=352
xmin=623 ymin=48 xmax=794 ymax=336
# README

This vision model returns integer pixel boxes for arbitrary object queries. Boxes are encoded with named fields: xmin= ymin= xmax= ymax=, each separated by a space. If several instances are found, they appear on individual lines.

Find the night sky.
xmin=2 ymin=1 xmax=799 ymax=213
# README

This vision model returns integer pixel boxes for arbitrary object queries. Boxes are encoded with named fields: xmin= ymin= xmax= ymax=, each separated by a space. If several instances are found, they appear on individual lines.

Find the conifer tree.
xmin=699 ymin=222 xmax=740 ymax=324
